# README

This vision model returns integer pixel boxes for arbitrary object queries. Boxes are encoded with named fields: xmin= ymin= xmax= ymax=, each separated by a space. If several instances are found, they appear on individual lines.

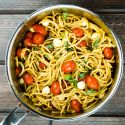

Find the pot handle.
xmin=0 ymin=103 xmax=29 ymax=125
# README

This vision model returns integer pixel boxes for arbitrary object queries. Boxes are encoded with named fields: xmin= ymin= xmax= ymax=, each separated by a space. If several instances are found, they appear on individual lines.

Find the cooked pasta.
xmin=15 ymin=11 xmax=115 ymax=114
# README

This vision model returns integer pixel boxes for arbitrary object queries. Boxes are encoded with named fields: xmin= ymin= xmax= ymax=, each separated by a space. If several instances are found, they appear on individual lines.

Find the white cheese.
xmin=53 ymin=38 xmax=62 ymax=47
xmin=41 ymin=20 xmax=49 ymax=26
xmin=77 ymin=81 xmax=85 ymax=90
xmin=42 ymin=86 xmax=50 ymax=95
xmin=91 ymin=33 xmax=99 ymax=39
xmin=58 ymin=95 xmax=65 ymax=101
xmin=29 ymin=27 xmax=35 ymax=32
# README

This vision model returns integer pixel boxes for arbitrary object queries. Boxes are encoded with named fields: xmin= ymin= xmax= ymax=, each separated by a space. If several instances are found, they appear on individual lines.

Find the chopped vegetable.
xmin=86 ymin=89 xmax=96 ymax=95
xmin=64 ymin=74 xmax=78 ymax=87
xmin=92 ymin=39 xmax=100 ymax=48
xmin=79 ymin=72 xmax=87 ymax=78
xmin=62 ymin=12 xmax=68 ymax=21
xmin=46 ymin=44 xmax=54 ymax=49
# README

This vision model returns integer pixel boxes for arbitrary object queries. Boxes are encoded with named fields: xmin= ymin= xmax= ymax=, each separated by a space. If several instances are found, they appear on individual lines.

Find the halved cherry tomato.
xmin=39 ymin=62 xmax=46 ymax=69
xmin=23 ymin=73 xmax=34 ymax=85
xmin=72 ymin=28 xmax=84 ymax=37
xmin=77 ymin=40 xmax=87 ymax=47
xmin=16 ymin=48 xmax=22 ymax=58
xmin=50 ymin=81 xmax=61 ymax=95
xmin=104 ymin=47 xmax=113 ymax=59
xmin=61 ymin=60 xmax=76 ymax=73
xmin=26 ymin=32 xmax=34 ymax=39
xmin=32 ymin=24 xmax=48 ymax=36
xmin=24 ymin=37 xmax=33 ymax=47
xmin=86 ymin=76 xmax=99 ymax=91
xmin=16 ymin=67 xmax=21 ymax=76
xmin=70 ymin=99 xmax=82 ymax=112
xmin=33 ymin=33 xmax=45 ymax=45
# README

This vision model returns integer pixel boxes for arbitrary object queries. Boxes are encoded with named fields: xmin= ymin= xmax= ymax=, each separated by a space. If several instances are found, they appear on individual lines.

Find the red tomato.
xmin=23 ymin=73 xmax=34 ymax=85
xmin=72 ymin=28 xmax=84 ymax=37
xmin=39 ymin=62 xmax=46 ymax=69
xmin=104 ymin=47 xmax=113 ymax=59
xmin=24 ymin=37 xmax=33 ymax=47
xmin=32 ymin=24 xmax=48 ymax=36
xmin=61 ymin=60 xmax=76 ymax=73
xmin=33 ymin=33 xmax=45 ymax=45
xmin=70 ymin=99 xmax=82 ymax=112
xmin=86 ymin=76 xmax=99 ymax=91
xmin=77 ymin=40 xmax=87 ymax=47
xmin=26 ymin=32 xmax=34 ymax=39
xmin=50 ymin=81 xmax=61 ymax=95
xmin=16 ymin=67 xmax=21 ymax=76
xmin=16 ymin=48 xmax=22 ymax=58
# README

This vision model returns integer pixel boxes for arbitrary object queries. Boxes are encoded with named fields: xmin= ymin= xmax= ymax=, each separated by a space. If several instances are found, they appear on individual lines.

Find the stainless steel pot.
xmin=2 ymin=5 xmax=123 ymax=125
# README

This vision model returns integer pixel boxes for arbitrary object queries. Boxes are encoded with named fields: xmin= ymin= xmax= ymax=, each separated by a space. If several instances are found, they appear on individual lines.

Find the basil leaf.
xmin=93 ymin=39 xmax=100 ymax=48
xmin=33 ymin=47 xmax=38 ymax=51
xmin=46 ymin=44 xmax=53 ymax=49
xmin=79 ymin=72 xmax=86 ymax=78
xmin=86 ymin=89 xmax=96 ymax=95
xmin=64 ymin=41 xmax=68 ymax=47
xmin=66 ymin=47 xmax=74 ymax=51
xmin=63 ymin=12 xmax=68 ymax=21
xmin=64 ymin=75 xmax=78 ymax=87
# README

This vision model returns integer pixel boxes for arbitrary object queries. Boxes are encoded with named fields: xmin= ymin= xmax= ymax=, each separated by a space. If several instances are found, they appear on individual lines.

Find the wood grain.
xmin=0 ymin=114 xmax=125 ymax=125
xmin=0 ymin=0 xmax=125 ymax=13
xmin=1 ymin=14 xmax=125 ymax=61
xmin=0 ymin=65 xmax=125 ymax=116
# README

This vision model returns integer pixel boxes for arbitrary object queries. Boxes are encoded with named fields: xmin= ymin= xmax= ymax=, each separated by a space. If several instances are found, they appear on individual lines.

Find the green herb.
xmin=64 ymin=41 xmax=68 ymax=47
xmin=44 ymin=54 xmax=49 ymax=60
xmin=83 ymin=58 xmax=88 ymax=63
xmin=86 ymin=89 xmax=96 ymax=95
xmin=46 ymin=44 xmax=53 ymax=49
xmin=64 ymin=75 xmax=78 ymax=87
xmin=79 ymin=72 xmax=86 ymax=78
xmin=63 ymin=12 xmax=68 ymax=21
xmin=66 ymin=47 xmax=74 ymax=51
xmin=64 ymin=41 xmax=74 ymax=51
xmin=93 ymin=39 xmax=100 ymax=48
xmin=33 ymin=47 xmax=38 ymax=51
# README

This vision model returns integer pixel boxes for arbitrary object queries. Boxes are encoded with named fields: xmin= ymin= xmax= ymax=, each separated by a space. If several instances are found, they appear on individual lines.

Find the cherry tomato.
xmin=26 ymin=32 xmax=34 ymax=39
xmin=61 ymin=60 xmax=76 ymax=73
xmin=77 ymin=40 xmax=87 ymax=47
xmin=50 ymin=81 xmax=61 ymax=95
xmin=32 ymin=24 xmax=48 ymax=36
xmin=104 ymin=47 xmax=113 ymax=59
xmin=16 ymin=48 xmax=22 ymax=58
xmin=33 ymin=33 xmax=45 ymax=45
xmin=39 ymin=62 xmax=46 ymax=69
xmin=24 ymin=37 xmax=33 ymax=47
xmin=23 ymin=73 xmax=34 ymax=85
xmin=72 ymin=28 xmax=84 ymax=37
xmin=70 ymin=99 xmax=82 ymax=112
xmin=16 ymin=67 xmax=21 ymax=76
xmin=86 ymin=76 xmax=99 ymax=91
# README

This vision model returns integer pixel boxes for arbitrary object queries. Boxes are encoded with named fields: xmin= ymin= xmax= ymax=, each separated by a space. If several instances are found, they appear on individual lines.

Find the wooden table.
xmin=0 ymin=0 xmax=125 ymax=125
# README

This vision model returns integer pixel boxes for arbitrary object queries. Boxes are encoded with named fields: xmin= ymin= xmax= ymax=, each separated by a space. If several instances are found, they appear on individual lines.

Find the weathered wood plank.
xmin=0 ymin=0 xmax=125 ymax=13
xmin=0 ymin=14 xmax=125 ymax=61
xmin=0 ymin=115 xmax=125 ymax=125
xmin=53 ymin=117 xmax=125 ymax=125
xmin=0 ymin=65 xmax=125 ymax=116
xmin=0 ymin=113 xmax=50 ymax=125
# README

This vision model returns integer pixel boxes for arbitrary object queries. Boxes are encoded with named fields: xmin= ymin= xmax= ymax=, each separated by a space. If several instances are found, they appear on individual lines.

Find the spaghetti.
xmin=15 ymin=12 xmax=115 ymax=114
